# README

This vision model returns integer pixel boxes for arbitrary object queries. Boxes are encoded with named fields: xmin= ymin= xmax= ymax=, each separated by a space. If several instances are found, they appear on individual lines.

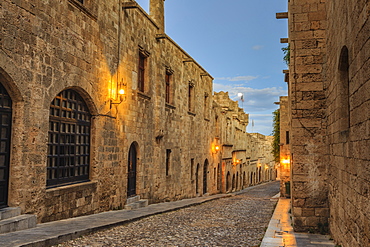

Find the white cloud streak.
xmin=215 ymin=76 xmax=258 ymax=82
xmin=252 ymin=45 xmax=264 ymax=50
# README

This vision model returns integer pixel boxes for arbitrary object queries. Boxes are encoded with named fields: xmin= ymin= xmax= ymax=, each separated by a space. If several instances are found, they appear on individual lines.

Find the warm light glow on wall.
xmin=281 ymin=157 xmax=291 ymax=169
xmin=281 ymin=158 xmax=290 ymax=164
xmin=212 ymin=144 xmax=220 ymax=154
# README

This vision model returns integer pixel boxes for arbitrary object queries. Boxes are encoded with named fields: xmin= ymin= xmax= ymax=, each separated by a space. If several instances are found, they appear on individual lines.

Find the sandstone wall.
xmin=325 ymin=0 xmax=370 ymax=246
xmin=0 ymin=0 xmax=275 ymax=223
xmin=282 ymin=0 xmax=370 ymax=244
xmin=287 ymin=0 xmax=330 ymax=232
xmin=279 ymin=96 xmax=291 ymax=198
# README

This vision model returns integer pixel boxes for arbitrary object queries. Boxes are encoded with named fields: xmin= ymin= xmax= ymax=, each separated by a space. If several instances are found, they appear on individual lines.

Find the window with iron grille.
xmin=47 ymin=89 xmax=91 ymax=188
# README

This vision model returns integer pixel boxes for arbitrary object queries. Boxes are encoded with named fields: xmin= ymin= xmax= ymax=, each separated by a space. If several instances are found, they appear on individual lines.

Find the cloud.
xmin=215 ymin=75 xmax=258 ymax=82
xmin=212 ymin=81 xmax=287 ymax=136
xmin=213 ymin=83 xmax=286 ymax=112
xmin=252 ymin=45 xmax=264 ymax=50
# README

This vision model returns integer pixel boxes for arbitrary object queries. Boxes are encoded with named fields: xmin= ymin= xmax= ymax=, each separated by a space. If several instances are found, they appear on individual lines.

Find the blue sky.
xmin=135 ymin=0 xmax=288 ymax=136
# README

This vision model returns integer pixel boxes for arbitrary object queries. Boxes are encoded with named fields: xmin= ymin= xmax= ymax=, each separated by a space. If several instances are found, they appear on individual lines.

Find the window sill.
xmin=46 ymin=180 xmax=97 ymax=193
xmin=67 ymin=0 xmax=97 ymax=21
xmin=137 ymin=91 xmax=151 ymax=100
xmin=165 ymin=103 xmax=176 ymax=110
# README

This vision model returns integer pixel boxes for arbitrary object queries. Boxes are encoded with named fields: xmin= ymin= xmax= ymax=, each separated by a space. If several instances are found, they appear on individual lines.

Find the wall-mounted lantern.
xmin=212 ymin=144 xmax=220 ymax=154
xmin=110 ymin=87 xmax=125 ymax=108
xmin=110 ymin=78 xmax=126 ymax=108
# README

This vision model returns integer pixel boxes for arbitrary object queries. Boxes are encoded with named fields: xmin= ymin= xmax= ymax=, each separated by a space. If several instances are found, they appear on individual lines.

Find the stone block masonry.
xmin=280 ymin=0 xmax=370 ymax=246
xmin=0 ymin=0 xmax=276 ymax=224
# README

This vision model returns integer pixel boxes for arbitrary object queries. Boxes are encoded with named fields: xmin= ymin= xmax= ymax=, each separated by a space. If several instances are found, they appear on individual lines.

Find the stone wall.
xmin=287 ymin=0 xmax=330 ymax=232
xmin=325 ymin=1 xmax=370 ymax=246
xmin=0 ymin=0 xmax=276 ymax=223
xmin=279 ymin=96 xmax=291 ymax=198
xmin=280 ymin=0 xmax=370 ymax=245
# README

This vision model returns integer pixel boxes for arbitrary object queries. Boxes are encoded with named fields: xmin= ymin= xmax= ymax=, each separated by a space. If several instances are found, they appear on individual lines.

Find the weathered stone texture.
xmin=0 ymin=0 xmax=276 ymax=224
xmin=325 ymin=0 xmax=370 ymax=246
xmin=282 ymin=0 xmax=370 ymax=245
xmin=279 ymin=96 xmax=291 ymax=197
xmin=287 ymin=0 xmax=329 ymax=233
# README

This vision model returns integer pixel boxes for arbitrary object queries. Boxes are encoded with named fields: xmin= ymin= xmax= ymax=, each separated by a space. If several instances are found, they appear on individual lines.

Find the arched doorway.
xmin=127 ymin=143 xmax=138 ymax=197
xmin=0 ymin=83 xmax=11 ymax=208
xmin=196 ymin=163 xmax=200 ymax=194
xmin=226 ymin=172 xmax=231 ymax=192
xmin=236 ymin=172 xmax=239 ymax=190
xmin=203 ymin=159 xmax=208 ymax=194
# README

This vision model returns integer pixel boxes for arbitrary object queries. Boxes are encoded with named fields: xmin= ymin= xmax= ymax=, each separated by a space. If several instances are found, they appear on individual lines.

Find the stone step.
xmin=124 ymin=199 xmax=148 ymax=210
xmin=0 ymin=214 xmax=37 ymax=234
xmin=0 ymin=207 xmax=21 ymax=220
xmin=126 ymin=195 xmax=140 ymax=205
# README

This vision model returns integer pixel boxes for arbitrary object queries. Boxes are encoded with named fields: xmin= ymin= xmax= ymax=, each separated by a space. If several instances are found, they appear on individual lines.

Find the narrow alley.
xmin=56 ymin=181 xmax=280 ymax=247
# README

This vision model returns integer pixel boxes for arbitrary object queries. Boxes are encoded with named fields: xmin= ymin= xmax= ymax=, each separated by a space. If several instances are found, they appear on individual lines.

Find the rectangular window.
xmin=188 ymin=83 xmax=194 ymax=112
xmin=166 ymin=149 xmax=171 ymax=176
xmin=286 ymin=131 xmax=290 ymax=145
xmin=165 ymin=71 xmax=171 ymax=104
xmin=138 ymin=53 xmax=146 ymax=92
xmin=204 ymin=92 xmax=209 ymax=119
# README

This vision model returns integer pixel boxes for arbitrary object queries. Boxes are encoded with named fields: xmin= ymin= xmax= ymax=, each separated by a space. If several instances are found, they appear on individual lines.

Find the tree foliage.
xmin=282 ymin=44 xmax=290 ymax=66
xmin=272 ymin=109 xmax=280 ymax=163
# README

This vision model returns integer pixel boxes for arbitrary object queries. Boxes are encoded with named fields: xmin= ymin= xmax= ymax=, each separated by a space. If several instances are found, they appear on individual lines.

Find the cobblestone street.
xmin=56 ymin=181 xmax=279 ymax=247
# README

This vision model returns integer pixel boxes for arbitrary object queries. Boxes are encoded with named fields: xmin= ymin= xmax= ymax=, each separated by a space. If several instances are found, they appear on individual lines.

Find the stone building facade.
xmin=278 ymin=0 xmax=370 ymax=246
xmin=0 ymin=0 xmax=275 ymax=224
xmin=278 ymin=96 xmax=291 ymax=198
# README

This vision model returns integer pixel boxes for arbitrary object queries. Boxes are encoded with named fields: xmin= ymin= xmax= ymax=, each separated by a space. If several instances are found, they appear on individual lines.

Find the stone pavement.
xmin=0 ymin=181 xmax=336 ymax=247
xmin=261 ymin=198 xmax=336 ymax=247
xmin=0 ymin=193 xmax=232 ymax=247
xmin=55 ymin=181 xmax=279 ymax=246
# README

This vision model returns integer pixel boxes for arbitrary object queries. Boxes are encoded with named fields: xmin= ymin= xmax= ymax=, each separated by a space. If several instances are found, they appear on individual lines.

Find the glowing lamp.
xmin=281 ymin=159 xmax=290 ymax=164
xmin=118 ymin=88 xmax=125 ymax=95
xmin=212 ymin=144 xmax=220 ymax=154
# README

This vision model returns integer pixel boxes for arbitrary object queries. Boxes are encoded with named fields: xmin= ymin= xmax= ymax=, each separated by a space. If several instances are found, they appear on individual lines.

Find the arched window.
xmin=47 ymin=89 xmax=91 ymax=187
